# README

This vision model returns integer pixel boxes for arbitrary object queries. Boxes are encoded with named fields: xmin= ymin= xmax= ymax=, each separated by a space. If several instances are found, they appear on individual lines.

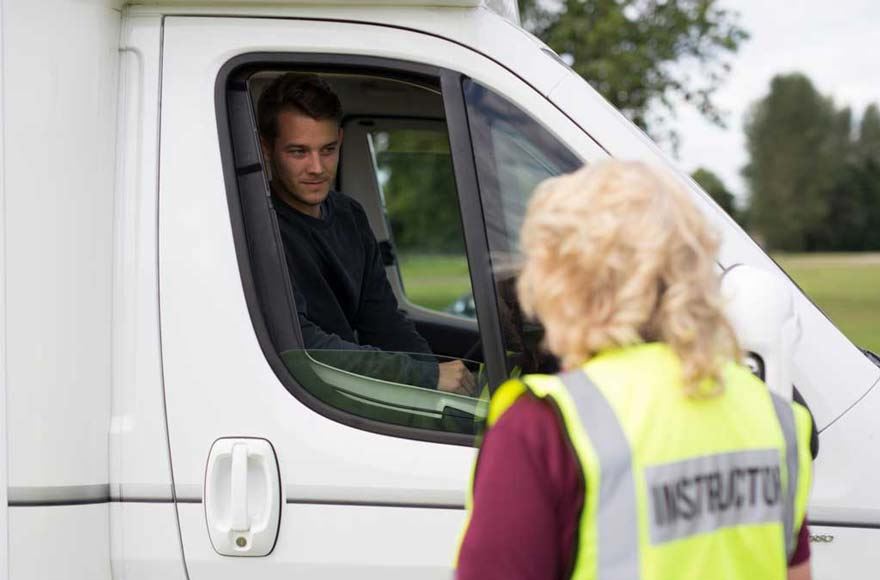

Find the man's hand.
xmin=437 ymin=360 xmax=477 ymax=396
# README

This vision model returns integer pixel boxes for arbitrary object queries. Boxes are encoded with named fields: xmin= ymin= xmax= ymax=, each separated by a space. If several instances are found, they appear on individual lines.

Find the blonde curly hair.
xmin=517 ymin=160 xmax=740 ymax=396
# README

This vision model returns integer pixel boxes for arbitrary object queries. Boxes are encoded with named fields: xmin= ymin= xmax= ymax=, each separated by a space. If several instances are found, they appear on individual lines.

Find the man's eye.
xmin=321 ymin=147 xmax=336 ymax=155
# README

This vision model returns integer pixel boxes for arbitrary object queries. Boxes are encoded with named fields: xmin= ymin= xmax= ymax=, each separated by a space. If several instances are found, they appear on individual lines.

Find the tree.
xmin=857 ymin=162 xmax=880 ymax=251
xmin=376 ymin=131 xmax=465 ymax=254
xmin=858 ymin=103 xmax=880 ymax=165
xmin=520 ymin=0 xmax=748 ymax=141
xmin=810 ymin=106 xmax=858 ymax=250
xmin=742 ymin=74 xmax=844 ymax=251
xmin=691 ymin=167 xmax=739 ymax=222
xmin=855 ymin=104 xmax=880 ymax=249
xmin=817 ymin=159 xmax=870 ymax=251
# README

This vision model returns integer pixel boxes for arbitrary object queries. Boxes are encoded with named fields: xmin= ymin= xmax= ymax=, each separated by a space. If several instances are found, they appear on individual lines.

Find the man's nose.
xmin=306 ymin=152 xmax=323 ymax=174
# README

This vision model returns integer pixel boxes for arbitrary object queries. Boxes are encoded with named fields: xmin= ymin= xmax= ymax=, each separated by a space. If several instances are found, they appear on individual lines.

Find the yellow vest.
xmin=463 ymin=343 xmax=813 ymax=580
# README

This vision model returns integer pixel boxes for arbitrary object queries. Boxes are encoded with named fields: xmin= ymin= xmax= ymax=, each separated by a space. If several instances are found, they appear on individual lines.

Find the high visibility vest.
xmin=464 ymin=342 xmax=813 ymax=580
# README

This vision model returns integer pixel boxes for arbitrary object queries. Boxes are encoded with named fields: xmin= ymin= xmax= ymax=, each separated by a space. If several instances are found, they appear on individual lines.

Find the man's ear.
xmin=337 ymin=127 xmax=344 ymax=146
xmin=259 ymin=136 xmax=272 ymax=161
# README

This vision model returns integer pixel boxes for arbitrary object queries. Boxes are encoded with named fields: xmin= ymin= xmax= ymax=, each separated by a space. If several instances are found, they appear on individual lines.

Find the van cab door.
xmin=158 ymin=14 xmax=605 ymax=579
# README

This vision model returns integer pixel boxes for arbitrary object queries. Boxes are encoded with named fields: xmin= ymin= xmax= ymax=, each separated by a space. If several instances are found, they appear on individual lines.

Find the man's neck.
xmin=272 ymin=182 xmax=323 ymax=219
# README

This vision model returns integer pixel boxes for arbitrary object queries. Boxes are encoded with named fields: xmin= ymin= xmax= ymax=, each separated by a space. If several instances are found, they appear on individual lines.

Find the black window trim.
xmin=441 ymin=70 xmax=508 ymax=390
xmin=215 ymin=52 xmax=506 ymax=446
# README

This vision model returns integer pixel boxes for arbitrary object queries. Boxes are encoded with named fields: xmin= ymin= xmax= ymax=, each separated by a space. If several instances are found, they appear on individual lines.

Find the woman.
xmin=456 ymin=161 xmax=813 ymax=580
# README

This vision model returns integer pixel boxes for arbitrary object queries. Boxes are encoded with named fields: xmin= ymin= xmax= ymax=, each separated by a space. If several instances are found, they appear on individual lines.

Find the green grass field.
xmin=774 ymin=253 xmax=880 ymax=354
xmin=399 ymin=252 xmax=880 ymax=354
xmin=398 ymin=254 xmax=473 ymax=311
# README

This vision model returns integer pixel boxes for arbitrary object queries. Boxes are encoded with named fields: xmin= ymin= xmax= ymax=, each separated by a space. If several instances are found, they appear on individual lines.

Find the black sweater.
xmin=274 ymin=190 xmax=439 ymax=388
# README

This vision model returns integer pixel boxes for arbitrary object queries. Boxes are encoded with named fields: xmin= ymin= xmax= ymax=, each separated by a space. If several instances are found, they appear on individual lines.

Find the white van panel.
xmin=1 ymin=0 xmax=8 ymax=568
xmin=111 ymin=12 xmax=179 ymax=500
xmin=8 ymin=505 xmax=112 ymax=579
xmin=177 ymin=502 xmax=463 ymax=579
xmin=129 ymin=2 xmax=566 ymax=97
xmin=110 ymin=503 xmax=189 ymax=580
xmin=809 ymin=526 xmax=880 ymax=580
xmin=810 ymin=377 xmax=880 ymax=523
xmin=3 ymin=0 xmax=119 ymax=489
xmin=804 ymin=368 xmax=880 ymax=575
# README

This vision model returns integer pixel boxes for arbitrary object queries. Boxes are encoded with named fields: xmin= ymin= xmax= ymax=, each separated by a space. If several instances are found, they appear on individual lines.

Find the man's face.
xmin=261 ymin=109 xmax=342 ymax=218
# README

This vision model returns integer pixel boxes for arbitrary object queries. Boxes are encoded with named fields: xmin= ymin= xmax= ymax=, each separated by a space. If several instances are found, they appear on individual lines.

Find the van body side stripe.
xmin=8 ymin=484 xmax=111 ymax=505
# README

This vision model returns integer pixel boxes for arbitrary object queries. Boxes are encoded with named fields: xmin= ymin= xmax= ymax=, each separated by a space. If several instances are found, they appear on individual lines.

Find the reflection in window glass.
xmin=490 ymin=121 xmax=576 ymax=248
xmin=280 ymin=349 xmax=487 ymax=435
xmin=463 ymin=80 xmax=583 ymax=376
xmin=369 ymin=128 xmax=474 ymax=316
xmin=463 ymin=80 xmax=582 ymax=254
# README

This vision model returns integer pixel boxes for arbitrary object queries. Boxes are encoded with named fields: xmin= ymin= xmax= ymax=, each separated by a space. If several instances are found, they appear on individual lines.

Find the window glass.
xmin=244 ymin=72 xmax=487 ymax=437
xmin=464 ymin=80 xmax=582 ymax=254
xmin=369 ymin=128 xmax=474 ymax=317
xmin=463 ymin=79 xmax=583 ymax=375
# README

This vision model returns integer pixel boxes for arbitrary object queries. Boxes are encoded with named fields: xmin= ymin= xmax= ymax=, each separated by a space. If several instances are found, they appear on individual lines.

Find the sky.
xmin=667 ymin=0 xmax=878 ymax=205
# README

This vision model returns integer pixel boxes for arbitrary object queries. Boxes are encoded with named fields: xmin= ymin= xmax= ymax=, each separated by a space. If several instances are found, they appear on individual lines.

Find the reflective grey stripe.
xmin=645 ymin=449 xmax=783 ymax=544
xmin=559 ymin=370 xmax=640 ymax=580
xmin=769 ymin=393 xmax=800 ymax=558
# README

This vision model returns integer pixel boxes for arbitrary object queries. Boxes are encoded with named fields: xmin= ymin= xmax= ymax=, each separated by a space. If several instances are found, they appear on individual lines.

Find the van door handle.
xmin=230 ymin=443 xmax=250 ymax=532
xmin=205 ymin=438 xmax=281 ymax=556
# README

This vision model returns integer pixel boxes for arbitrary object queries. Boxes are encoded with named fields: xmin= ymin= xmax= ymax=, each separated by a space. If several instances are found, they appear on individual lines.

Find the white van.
xmin=1 ymin=1 xmax=877 ymax=578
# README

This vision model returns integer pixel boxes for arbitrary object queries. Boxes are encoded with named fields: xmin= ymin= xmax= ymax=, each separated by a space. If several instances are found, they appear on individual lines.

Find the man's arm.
xmin=293 ymin=289 xmax=440 ymax=389
xmin=349 ymin=215 xmax=476 ymax=394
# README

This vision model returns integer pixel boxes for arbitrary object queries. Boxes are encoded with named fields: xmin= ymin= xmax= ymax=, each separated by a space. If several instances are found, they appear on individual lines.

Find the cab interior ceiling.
xmin=248 ymin=71 xmax=446 ymax=119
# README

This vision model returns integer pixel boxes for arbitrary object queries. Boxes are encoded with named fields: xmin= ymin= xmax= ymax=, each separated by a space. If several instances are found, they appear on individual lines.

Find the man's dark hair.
xmin=257 ymin=73 xmax=343 ymax=144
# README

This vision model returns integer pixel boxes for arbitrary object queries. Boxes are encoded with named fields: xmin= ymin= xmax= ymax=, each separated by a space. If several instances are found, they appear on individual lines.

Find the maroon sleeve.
xmin=456 ymin=395 xmax=582 ymax=580
xmin=789 ymin=520 xmax=811 ymax=566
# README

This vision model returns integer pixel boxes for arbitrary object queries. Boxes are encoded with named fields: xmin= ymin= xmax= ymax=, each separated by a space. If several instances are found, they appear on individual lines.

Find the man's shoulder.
xmin=329 ymin=190 xmax=366 ymax=213
xmin=329 ymin=191 xmax=371 ymax=227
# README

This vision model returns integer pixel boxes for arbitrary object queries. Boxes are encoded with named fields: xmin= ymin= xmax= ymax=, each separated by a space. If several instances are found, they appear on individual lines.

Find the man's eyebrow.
xmin=282 ymin=140 xmax=339 ymax=150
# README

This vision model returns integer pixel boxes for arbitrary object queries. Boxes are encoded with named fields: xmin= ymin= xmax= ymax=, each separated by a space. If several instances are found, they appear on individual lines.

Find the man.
xmin=258 ymin=73 xmax=474 ymax=395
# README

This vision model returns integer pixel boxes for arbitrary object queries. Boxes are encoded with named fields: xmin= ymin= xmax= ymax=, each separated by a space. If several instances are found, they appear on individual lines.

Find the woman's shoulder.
xmin=494 ymin=391 xmax=560 ymax=430
xmin=462 ymin=389 xmax=583 ymax=580
xmin=485 ymin=391 xmax=581 ymax=487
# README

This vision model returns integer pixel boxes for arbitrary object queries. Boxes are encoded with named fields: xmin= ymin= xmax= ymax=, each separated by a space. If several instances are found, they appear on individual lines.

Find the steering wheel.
xmin=461 ymin=338 xmax=484 ymax=366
